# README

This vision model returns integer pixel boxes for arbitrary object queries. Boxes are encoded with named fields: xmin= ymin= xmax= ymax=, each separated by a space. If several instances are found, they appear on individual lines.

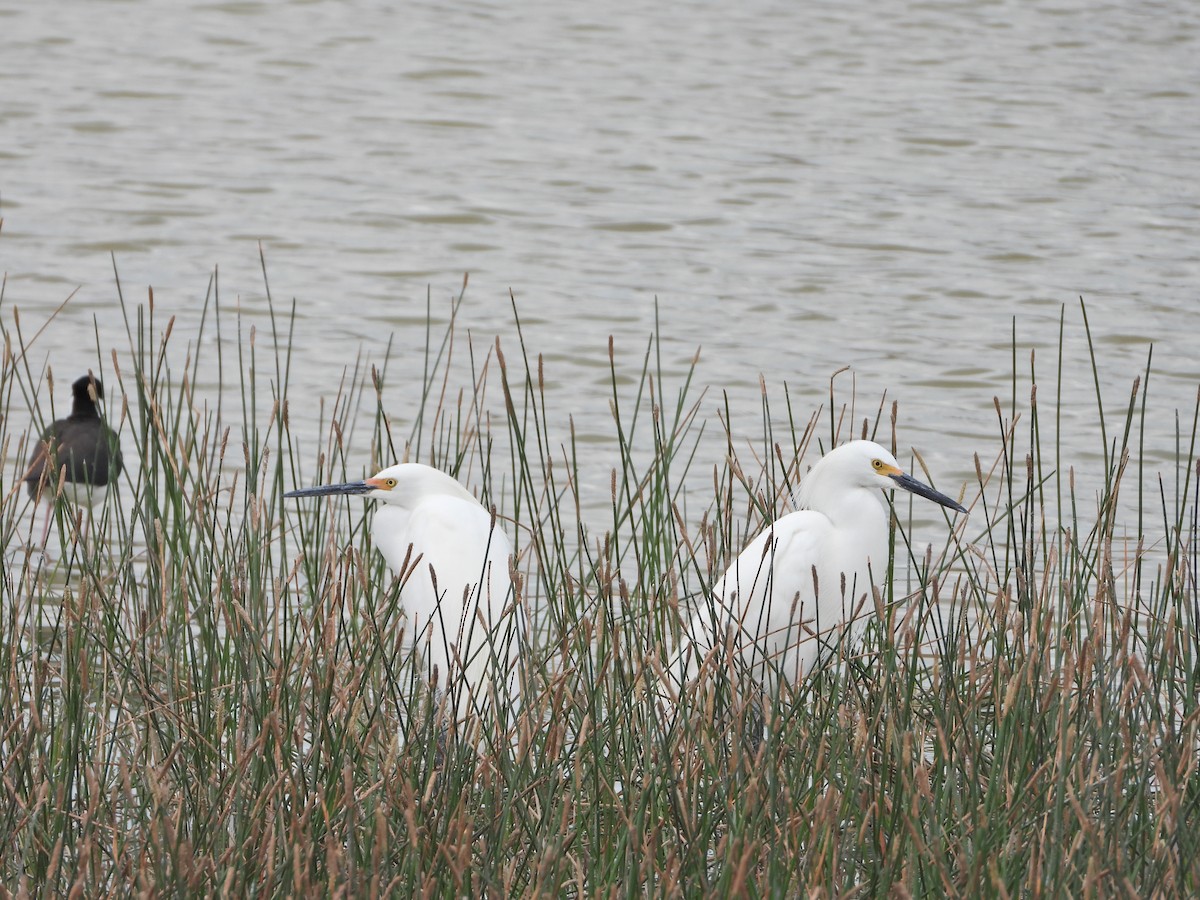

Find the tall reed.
xmin=0 ymin=266 xmax=1196 ymax=896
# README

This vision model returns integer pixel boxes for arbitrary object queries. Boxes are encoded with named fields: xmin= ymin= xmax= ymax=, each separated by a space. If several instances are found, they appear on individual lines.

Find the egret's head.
xmin=284 ymin=463 xmax=474 ymax=506
xmin=284 ymin=464 xmax=405 ymax=503
xmin=805 ymin=440 xmax=967 ymax=514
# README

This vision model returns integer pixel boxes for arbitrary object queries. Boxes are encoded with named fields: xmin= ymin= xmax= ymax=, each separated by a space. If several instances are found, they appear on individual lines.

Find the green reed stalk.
xmin=1 ymin=275 xmax=1197 ymax=895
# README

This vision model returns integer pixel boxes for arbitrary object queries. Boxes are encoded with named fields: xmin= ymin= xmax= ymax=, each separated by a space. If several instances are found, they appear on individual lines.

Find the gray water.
xmin=3 ymin=0 xmax=1199 ymax=530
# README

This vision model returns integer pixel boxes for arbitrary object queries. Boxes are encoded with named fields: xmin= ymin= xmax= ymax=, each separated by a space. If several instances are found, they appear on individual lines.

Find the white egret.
xmin=25 ymin=374 xmax=123 ymax=542
xmin=285 ymin=463 xmax=523 ymax=728
xmin=675 ymin=440 xmax=965 ymax=695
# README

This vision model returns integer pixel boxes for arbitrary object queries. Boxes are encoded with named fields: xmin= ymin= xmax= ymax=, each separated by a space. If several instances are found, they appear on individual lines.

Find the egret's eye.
xmin=872 ymin=459 xmax=884 ymax=470
xmin=384 ymin=478 xmax=397 ymax=488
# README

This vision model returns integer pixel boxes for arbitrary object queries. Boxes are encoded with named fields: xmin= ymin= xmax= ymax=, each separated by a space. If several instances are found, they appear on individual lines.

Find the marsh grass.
xmin=0 ymin=267 xmax=1197 ymax=896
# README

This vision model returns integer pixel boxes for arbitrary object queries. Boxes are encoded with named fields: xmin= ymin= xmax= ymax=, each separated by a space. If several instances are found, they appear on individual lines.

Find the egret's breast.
xmin=371 ymin=505 xmax=419 ymax=577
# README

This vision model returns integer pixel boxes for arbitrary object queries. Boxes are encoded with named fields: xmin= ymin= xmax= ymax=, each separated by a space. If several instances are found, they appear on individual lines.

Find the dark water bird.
xmin=286 ymin=463 xmax=524 ymax=729
xmin=673 ymin=440 xmax=966 ymax=696
xmin=25 ymin=374 xmax=124 ymax=512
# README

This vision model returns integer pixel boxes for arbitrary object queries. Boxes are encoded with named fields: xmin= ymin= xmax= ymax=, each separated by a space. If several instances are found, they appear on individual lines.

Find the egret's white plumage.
xmin=676 ymin=440 xmax=965 ymax=695
xmin=287 ymin=463 xmax=523 ymax=727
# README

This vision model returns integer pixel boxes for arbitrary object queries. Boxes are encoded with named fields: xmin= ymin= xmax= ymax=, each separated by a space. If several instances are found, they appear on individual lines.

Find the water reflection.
xmin=0 ymin=0 xmax=1196 ymax=525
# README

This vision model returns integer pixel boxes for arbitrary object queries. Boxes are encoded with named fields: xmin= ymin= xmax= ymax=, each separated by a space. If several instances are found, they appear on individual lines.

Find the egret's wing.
xmin=374 ymin=495 xmax=522 ymax=721
xmin=684 ymin=510 xmax=832 ymax=687
xmin=376 ymin=496 xmax=513 ymax=626
xmin=715 ymin=511 xmax=828 ymax=640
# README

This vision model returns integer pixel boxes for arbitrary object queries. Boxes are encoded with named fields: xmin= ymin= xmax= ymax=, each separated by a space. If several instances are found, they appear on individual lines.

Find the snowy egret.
xmin=25 ymin=374 xmax=123 ymax=534
xmin=675 ymin=440 xmax=965 ymax=695
xmin=285 ymin=463 xmax=523 ymax=727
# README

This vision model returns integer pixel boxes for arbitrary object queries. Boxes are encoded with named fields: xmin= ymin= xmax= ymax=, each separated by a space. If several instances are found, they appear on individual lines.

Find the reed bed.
xmin=0 ymin=269 xmax=1196 ymax=897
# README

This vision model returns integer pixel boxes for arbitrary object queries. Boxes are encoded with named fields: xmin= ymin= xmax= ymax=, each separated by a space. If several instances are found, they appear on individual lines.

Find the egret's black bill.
xmin=889 ymin=473 xmax=967 ymax=514
xmin=285 ymin=481 xmax=374 ymax=498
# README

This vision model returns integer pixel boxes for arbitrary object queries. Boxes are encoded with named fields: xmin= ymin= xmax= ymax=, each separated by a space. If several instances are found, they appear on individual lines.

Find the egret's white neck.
xmin=796 ymin=479 xmax=888 ymax=532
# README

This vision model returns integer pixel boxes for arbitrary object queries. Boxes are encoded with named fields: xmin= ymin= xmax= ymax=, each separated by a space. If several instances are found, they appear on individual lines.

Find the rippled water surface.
xmin=3 ymin=0 xmax=1199 ymax=523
